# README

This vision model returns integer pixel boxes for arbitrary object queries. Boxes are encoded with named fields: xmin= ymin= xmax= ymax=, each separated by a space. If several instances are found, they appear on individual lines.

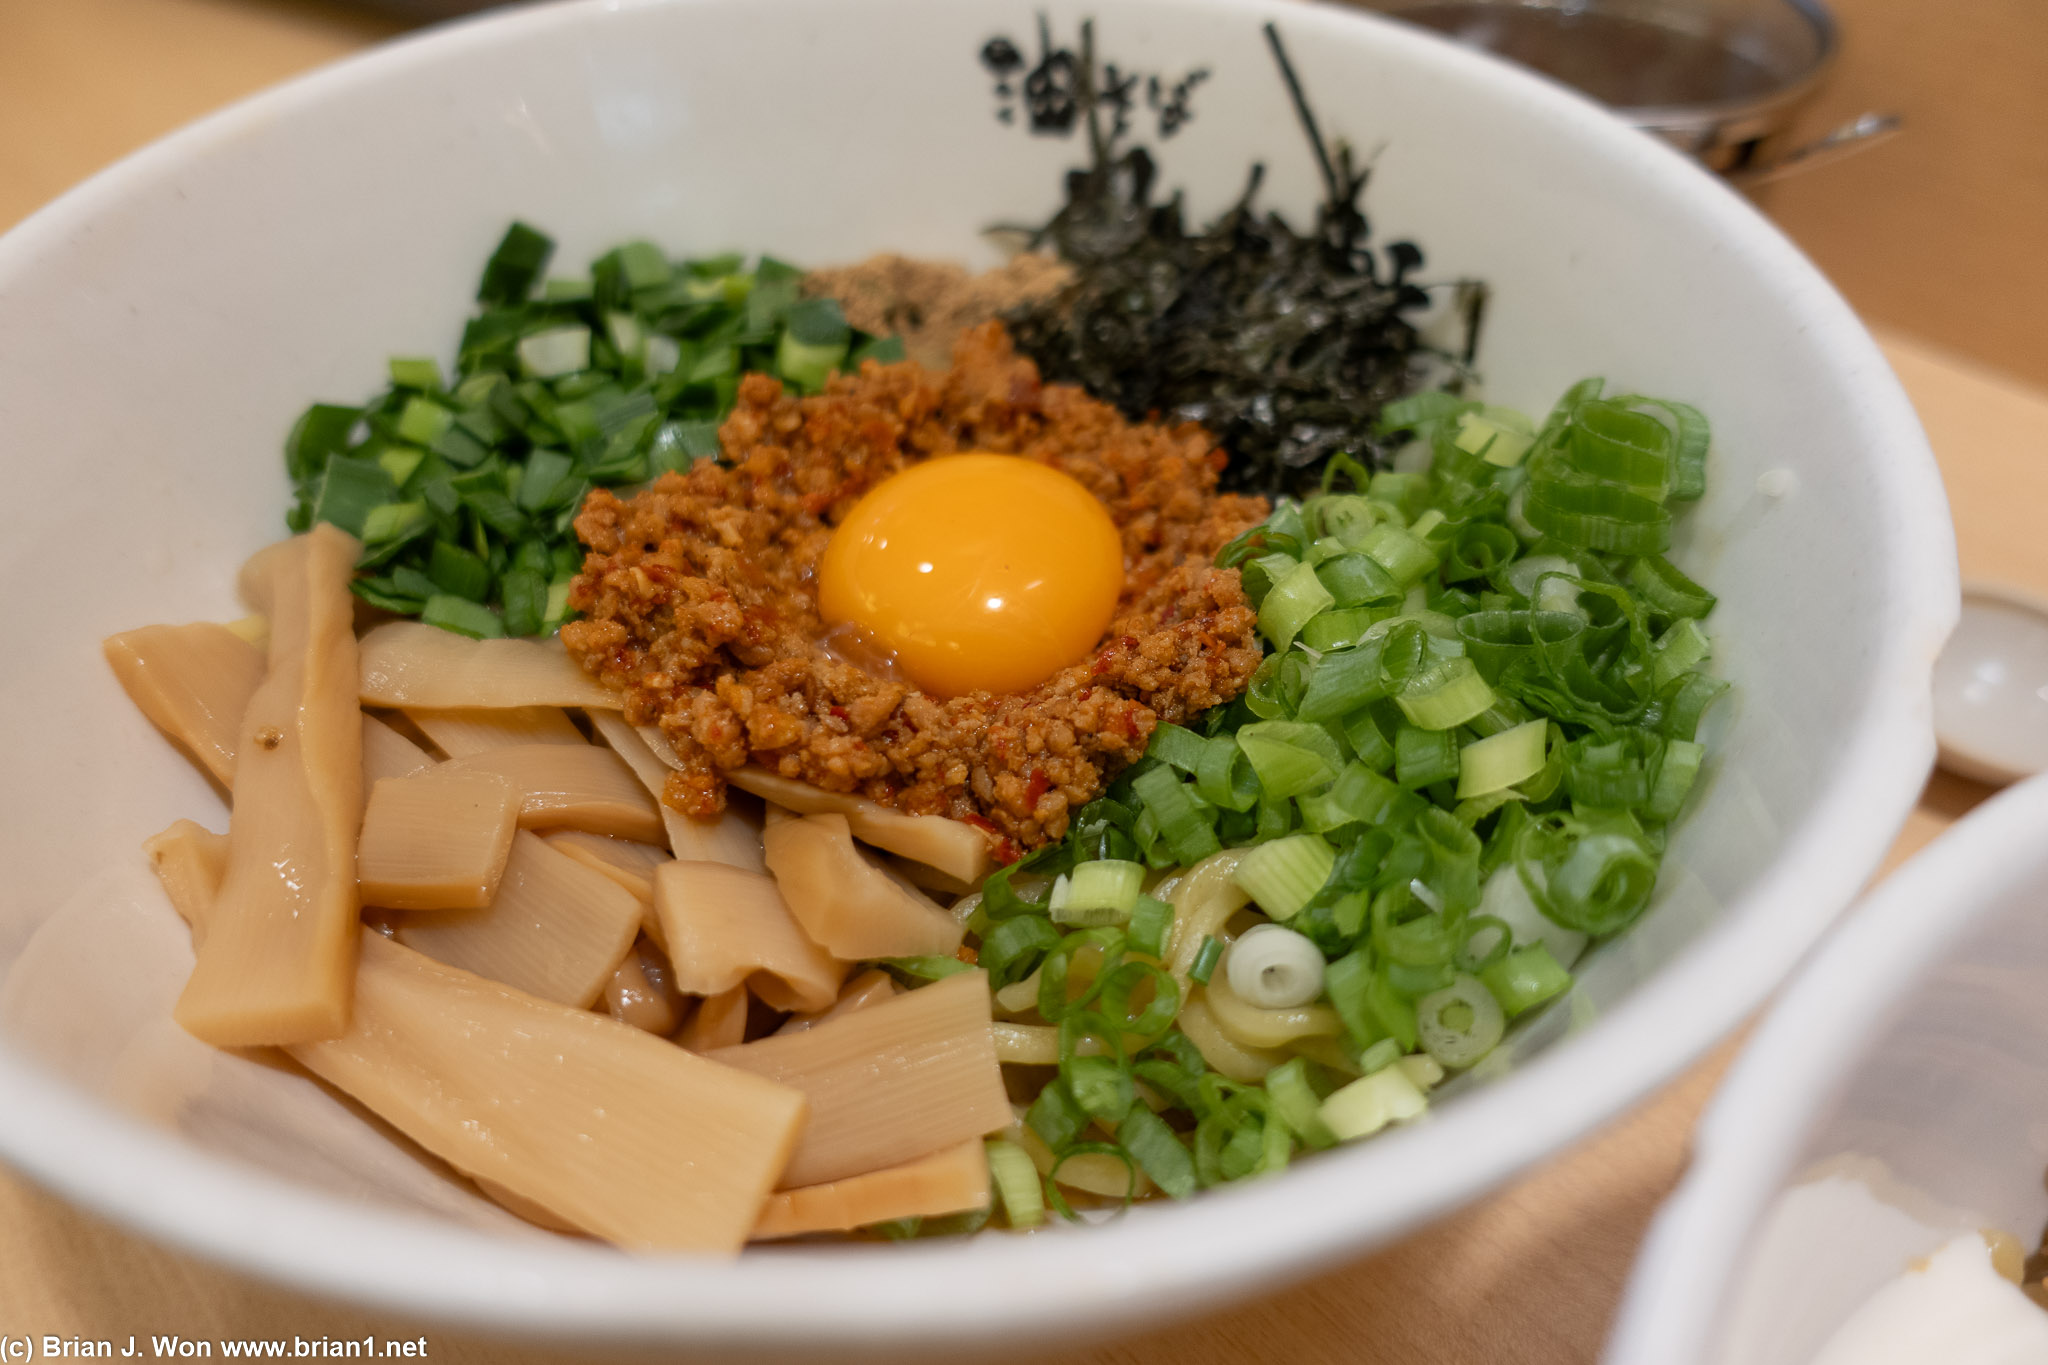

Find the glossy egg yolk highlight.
xmin=816 ymin=454 xmax=1125 ymax=698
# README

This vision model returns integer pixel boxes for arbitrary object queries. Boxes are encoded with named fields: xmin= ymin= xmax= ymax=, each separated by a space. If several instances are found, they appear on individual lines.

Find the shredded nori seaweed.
xmin=1003 ymin=21 xmax=1484 ymax=497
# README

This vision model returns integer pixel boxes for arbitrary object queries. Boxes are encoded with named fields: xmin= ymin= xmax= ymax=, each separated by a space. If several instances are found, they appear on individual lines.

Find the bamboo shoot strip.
xmin=293 ymin=932 xmax=806 ymax=1254
xmin=586 ymin=711 xmax=766 ymax=872
xmin=441 ymin=744 xmax=661 ymax=843
xmin=153 ymin=832 xmax=804 ymax=1252
xmin=727 ymin=765 xmax=991 ymax=885
xmin=544 ymin=831 xmax=666 ymax=950
xmin=653 ymin=861 xmax=843 ymax=1014
xmin=358 ymin=768 xmax=521 ymax=911
xmin=144 ymin=820 xmax=229 ymax=943
xmin=394 ymin=831 xmax=641 ymax=1008
xmin=176 ymin=527 xmax=363 ymax=1047
xmin=709 ymin=970 xmax=1010 ymax=1187
xmin=358 ymin=622 xmax=618 ymax=710
xmin=763 ymin=811 xmax=964 ymax=961
xmin=680 ymin=984 xmax=750 ymax=1052
xmin=362 ymin=712 xmax=434 ymax=789
xmin=104 ymin=624 xmax=265 ymax=788
xmin=405 ymin=706 xmax=585 ymax=757
xmin=776 ymin=968 xmax=898 ymax=1036
xmin=752 ymin=1139 xmax=990 ymax=1241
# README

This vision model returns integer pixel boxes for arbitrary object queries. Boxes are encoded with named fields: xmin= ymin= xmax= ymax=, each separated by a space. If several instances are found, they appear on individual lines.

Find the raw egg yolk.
xmin=816 ymin=454 xmax=1125 ymax=698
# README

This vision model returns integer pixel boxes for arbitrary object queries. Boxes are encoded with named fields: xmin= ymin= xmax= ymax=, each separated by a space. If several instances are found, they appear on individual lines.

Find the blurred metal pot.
xmin=1336 ymin=0 xmax=1896 ymax=182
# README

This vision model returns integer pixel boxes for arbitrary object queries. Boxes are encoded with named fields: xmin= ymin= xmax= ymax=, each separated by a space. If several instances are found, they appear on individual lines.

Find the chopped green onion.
xmin=1456 ymin=718 xmax=1548 ymax=799
xmin=1127 ymin=894 xmax=1174 ymax=959
xmin=1118 ymin=1103 xmax=1197 ymax=1198
xmin=1232 ymin=834 xmax=1336 ymax=921
xmin=1355 ymin=522 xmax=1439 ymax=589
xmin=517 ymin=325 xmax=591 ymax=379
xmin=1394 ymin=725 xmax=1460 ymax=789
xmin=359 ymin=500 xmax=430 ymax=547
xmin=1147 ymin=721 xmax=1210 ymax=773
xmin=388 ymin=356 xmax=442 ymax=391
xmin=1027 ymin=1080 xmax=1089 ymax=1150
xmin=476 ymin=222 xmax=554 ymax=305
xmin=1049 ymin=860 xmax=1145 ymax=926
xmin=395 ymin=396 xmax=454 ymax=447
xmin=1064 ymin=1053 xmax=1134 ymax=1122
xmin=882 ymin=955 xmax=975 ymax=981
xmin=1651 ymin=618 xmax=1712 ymax=689
xmin=1301 ymin=606 xmax=1385 ymax=651
xmin=1645 ymin=739 xmax=1705 ymax=823
xmin=1131 ymin=766 xmax=1222 ymax=866
xmin=1356 ymin=1037 xmax=1403 ymax=1075
xmin=1318 ymin=1063 xmax=1428 ymax=1142
xmin=419 ymin=595 xmax=504 ymax=639
xmin=1223 ymin=923 xmax=1326 ymax=1008
xmin=1396 ymin=656 xmax=1496 ymax=731
xmin=776 ymin=298 xmax=851 ymax=393
xmin=1628 ymin=554 xmax=1716 ymax=620
xmin=1262 ymin=1058 xmax=1338 ymax=1149
xmin=1189 ymin=936 xmax=1224 ymax=985
xmin=984 ymin=1139 xmax=1045 ymax=1229
xmin=311 ymin=456 xmax=396 ymax=539
xmin=1480 ymin=943 xmax=1573 ymax=1017
xmin=1414 ymin=973 xmax=1506 ymax=1068
xmin=1235 ymin=720 xmax=1344 ymax=800
xmin=1258 ymin=560 xmax=1337 ymax=650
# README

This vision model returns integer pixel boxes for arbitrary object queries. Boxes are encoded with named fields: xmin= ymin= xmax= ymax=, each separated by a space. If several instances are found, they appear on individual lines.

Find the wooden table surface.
xmin=2 ymin=2 xmax=2044 ymax=1361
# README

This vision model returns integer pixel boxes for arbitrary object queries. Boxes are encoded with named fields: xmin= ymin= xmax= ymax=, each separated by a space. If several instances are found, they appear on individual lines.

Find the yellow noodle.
xmin=357 ymin=622 xmax=616 ymax=710
xmin=1011 ymin=1123 xmax=1152 ymax=1199
xmin=680 ymin=984 xmax=751 ymax=1052
xmin=143 ymin=820 xmax=229 ymax=942
xmin=727 ymin=764 xmax=989 ymax=884
xmin=405 ymin=705 xmax=584 ymax=757
xmin=175 ymin=527 xmax=362 ymax=1047
xmin=709 ymin=970 xmax=1010 ymax=1187
xmin=762 ymin=811 xmax=963 ymax=960
xmin=1177 ymin=995 xmax=1286 ymax=1084
xmin=993 ymin=1021 xmax=1061 ymax=1066
xmin=293 ymin=932 xmax=804 ymax=1254
xmin=1165 ymin=849 xmax=1252 ymax=982
xmin=586 ymin=711 xmax=765 ymax=872
xmin=394 ymin=831 xmax=640 ymax=1008
xmin=751 ymin=1140 xmax=989 ymax=1241
xmin=443 ymin=743 xmax=661 ymax=843
xmin=991 ymin=1022 xmax=1126 ymax=1065
xmin=653 ymin=862 xmax=842 ymax=1014
xmin=356 ymin=768 xmax=521 ymax=911
xmin=1202 ymin=972 xmax=1345 ymax=1049
xmin=103 ymin=623 xmax=264 ymax=787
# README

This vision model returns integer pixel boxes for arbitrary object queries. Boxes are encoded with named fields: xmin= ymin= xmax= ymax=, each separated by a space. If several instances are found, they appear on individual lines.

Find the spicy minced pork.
xmin=561 ymin=322 xmax=1269 ymax=852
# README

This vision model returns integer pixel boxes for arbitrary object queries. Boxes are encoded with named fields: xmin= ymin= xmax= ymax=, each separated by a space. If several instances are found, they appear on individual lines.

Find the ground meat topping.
xmin=561 ymin=322 xmax=1269 ymax=850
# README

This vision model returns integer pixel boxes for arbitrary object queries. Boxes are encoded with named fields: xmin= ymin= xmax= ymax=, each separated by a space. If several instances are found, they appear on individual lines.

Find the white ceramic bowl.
xmin=1609 ymin=771 xmax=2048 ymax=1365
xmin=0 ymin=0 xmax=1954 ymax=1351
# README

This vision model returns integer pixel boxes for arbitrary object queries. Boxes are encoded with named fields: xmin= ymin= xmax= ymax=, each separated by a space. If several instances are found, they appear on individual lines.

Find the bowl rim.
xmin=1606 ymin=771 xmax=2048 ymax=1365
xmin=0 ymin=0 xmax=1957 ymax=1346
